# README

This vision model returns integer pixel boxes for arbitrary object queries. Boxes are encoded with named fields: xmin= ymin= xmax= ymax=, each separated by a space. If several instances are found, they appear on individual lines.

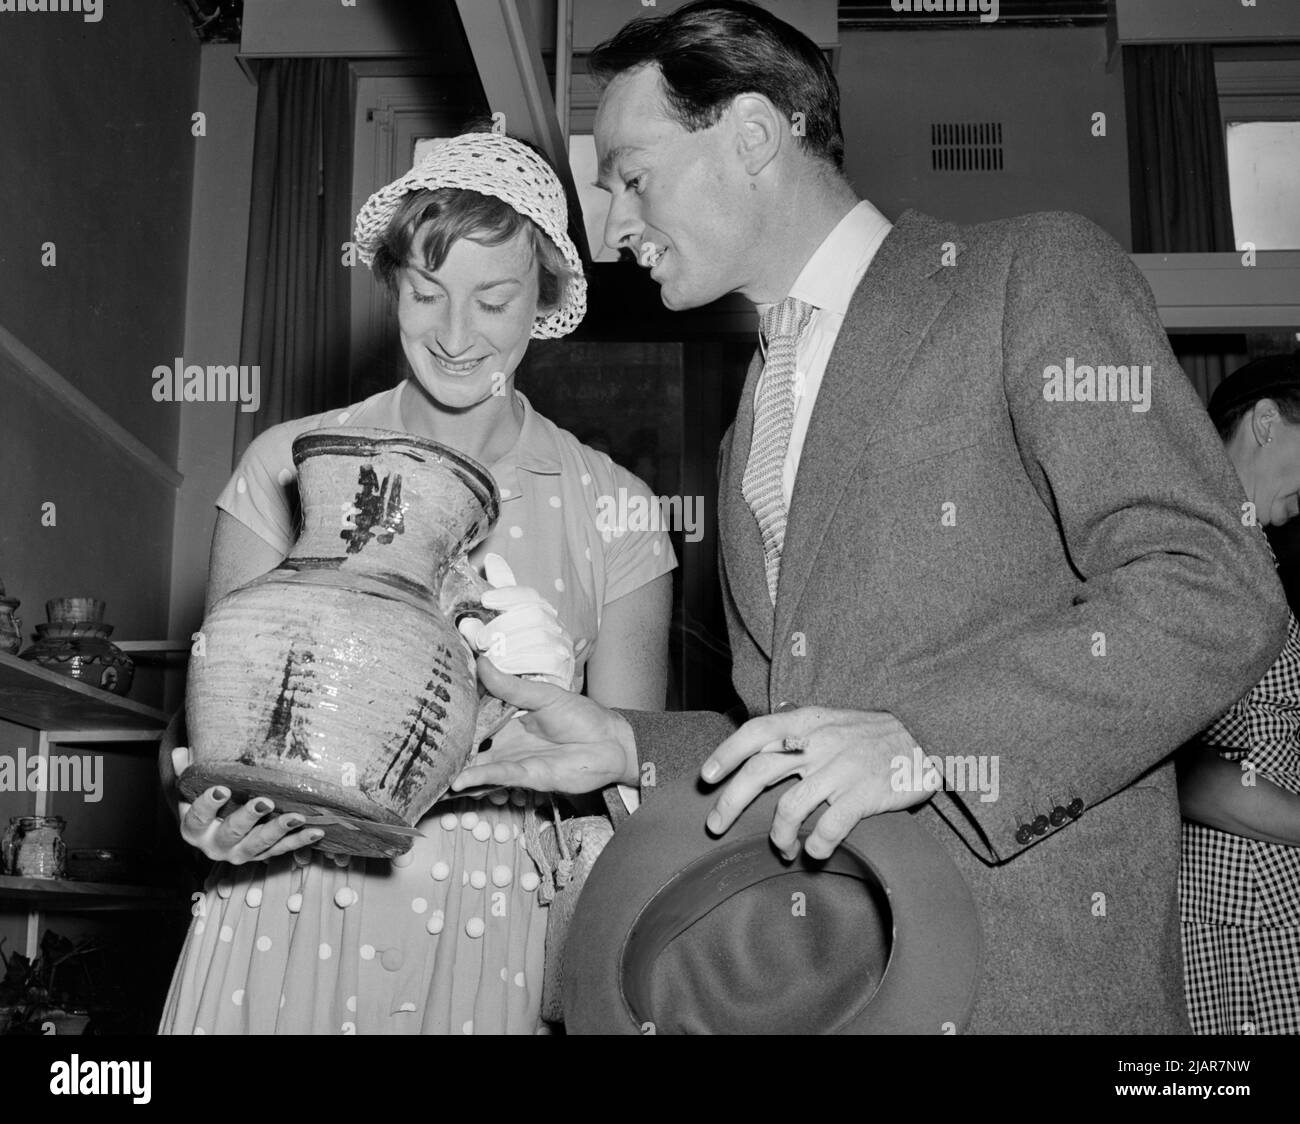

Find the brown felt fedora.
xmin=563 ymin=775 xmax=982 ymax=1034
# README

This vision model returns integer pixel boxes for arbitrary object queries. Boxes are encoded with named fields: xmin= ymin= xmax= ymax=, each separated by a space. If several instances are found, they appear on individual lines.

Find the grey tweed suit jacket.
xmin=620 ymin=209 xmax=1288 ymax=1034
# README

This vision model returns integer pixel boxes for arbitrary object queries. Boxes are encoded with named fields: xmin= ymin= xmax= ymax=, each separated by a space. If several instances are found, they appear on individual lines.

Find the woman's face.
xmin=397 ymin=223 xmax=541 ymax=411
xmin=1232 ymin=402 xmax=1300 ymax=526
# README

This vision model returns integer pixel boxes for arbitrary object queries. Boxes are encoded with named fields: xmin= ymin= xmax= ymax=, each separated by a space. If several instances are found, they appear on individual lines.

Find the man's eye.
xmin=624 ymin=175 xmax=644 ymax=193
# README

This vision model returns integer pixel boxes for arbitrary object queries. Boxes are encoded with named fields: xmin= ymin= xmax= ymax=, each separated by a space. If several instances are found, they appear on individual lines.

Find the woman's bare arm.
xmin=205 ymin=511 xmax=285 ymax=614
xmin=1177 ymin=743 xmax=1300 ymax=847
xmin=159 ymin=512 xmax=284 ymax=820
xmin=583 ymin=573 xmax=673 ymax=710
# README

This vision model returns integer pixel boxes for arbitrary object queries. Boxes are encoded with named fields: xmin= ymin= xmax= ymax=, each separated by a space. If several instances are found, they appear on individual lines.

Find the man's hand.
xmin=171 ymin=746 xmax=323 ymax=864
xmin=450 ymin=659 xmax=638 ymax=795
xmin=700 ymin=707 xmax=930 ymax=861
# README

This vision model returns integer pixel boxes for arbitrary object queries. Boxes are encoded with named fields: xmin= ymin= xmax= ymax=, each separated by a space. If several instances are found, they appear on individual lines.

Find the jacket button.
xmin=1049 ymin=805 xmax=1068 ymax=827
xmin=1067 ymin=797 xmax=1084 ymax=819
xmin=1031 ymin=814 xmax=1049 ymax=835
xmin=1015 ymin=824 xmax=1032 ymax=845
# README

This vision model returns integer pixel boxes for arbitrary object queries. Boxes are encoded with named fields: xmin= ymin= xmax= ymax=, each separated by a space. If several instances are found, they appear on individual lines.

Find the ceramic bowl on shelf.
xmin=0 ymin=579 xmax=20 ymax=656
xmin=45 ymin=597 xmax=105 ymax=624
xmin=35 ymin=621 xmax=114 ymax=641
xmin=20 ymin=598 xmax=134 ymax=696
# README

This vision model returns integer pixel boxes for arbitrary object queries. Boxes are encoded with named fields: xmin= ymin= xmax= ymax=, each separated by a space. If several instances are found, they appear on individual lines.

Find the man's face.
xmin=594 ymin=66 xmax=754 ymax=309
xmin=1252 ymin=412 xmax=1300 ymax=527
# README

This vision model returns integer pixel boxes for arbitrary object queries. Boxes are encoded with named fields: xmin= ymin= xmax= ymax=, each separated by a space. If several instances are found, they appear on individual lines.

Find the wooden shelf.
xmin=112 ymin=640 xmax=191 ymax=654
xmin=0 ymin=874 xmax=188 ymax=912
xmin=0 ymin=650 xmax=165 ymax=738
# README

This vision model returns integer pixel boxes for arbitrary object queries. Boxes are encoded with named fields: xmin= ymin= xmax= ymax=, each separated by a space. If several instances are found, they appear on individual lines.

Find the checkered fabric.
xmin=1181 ymin=605 xmax=1300 ymax=1035
xmin=742 ymin=297 xmax=814 ymax=603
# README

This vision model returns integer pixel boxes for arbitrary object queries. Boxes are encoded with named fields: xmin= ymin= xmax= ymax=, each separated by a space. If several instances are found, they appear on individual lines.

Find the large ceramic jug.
xmin=182 ymin=428 xmax=510 ymax=858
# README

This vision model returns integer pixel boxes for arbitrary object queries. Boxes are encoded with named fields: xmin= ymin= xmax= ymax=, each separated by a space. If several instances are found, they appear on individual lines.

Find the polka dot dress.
xmin=159 ymin=384 xmax=675 ymax=1035
xmin=160 ymin=793 xmax=546 ymax=1034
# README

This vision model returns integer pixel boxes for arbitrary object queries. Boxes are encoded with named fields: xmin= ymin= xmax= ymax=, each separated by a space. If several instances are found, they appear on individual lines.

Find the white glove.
xmin=458 ymin=553 xmax=575 ymax=690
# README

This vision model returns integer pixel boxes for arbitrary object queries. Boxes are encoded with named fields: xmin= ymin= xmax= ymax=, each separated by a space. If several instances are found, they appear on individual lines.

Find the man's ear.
xmin=1252 ymin=399 xmax=1280 ymax=446
xmin=731 ymin=93 xmax=785 ymax=177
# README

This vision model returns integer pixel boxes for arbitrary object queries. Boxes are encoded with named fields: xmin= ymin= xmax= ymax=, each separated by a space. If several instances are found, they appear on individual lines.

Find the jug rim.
xmin=292 ymin=427 xmax=499 ymax=519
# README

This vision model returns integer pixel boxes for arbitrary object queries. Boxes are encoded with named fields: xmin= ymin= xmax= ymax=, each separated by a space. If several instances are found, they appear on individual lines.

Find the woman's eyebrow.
xmin=407 ymin=265 xmax=521 ymax=291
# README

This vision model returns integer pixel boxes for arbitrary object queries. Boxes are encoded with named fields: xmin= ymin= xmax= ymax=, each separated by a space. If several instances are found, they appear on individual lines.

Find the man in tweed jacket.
xmin=459 ymin=1 xmax=1288 ymax=1032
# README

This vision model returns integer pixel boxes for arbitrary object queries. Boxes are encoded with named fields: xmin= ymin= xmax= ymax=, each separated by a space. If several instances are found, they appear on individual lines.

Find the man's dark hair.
xmin=589 ymin=0 xmax=844 ymax=171
xmin=1209 ymin=354 xmax=1300 ymax=441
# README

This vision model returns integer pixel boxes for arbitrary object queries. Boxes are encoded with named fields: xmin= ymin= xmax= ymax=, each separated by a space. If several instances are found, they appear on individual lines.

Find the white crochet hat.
xmin=353 ymin=132 xmax=587 ymax=340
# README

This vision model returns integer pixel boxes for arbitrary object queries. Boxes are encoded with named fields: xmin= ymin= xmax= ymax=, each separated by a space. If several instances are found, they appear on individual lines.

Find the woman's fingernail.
xmin=705 ymin=811 xmax=722 ymax=834
xmin=306 ymin=830 xmax=324 ymax=841
xmin=253 ymin=798 xmax=274 ymax=814
xmin=283 ymin=815 xmax=304 ymax=829
xmin=701 ymin=761 xmax=719 ymax=782
xmin=212 ymin=787 xmax=230 ymax=802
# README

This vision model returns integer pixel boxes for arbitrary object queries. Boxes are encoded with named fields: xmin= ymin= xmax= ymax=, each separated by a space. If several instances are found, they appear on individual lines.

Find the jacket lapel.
xmin=719 ymin=347 xmax=775 ymax=656
xmin=773 ymin=211 xmax=963 ymax=647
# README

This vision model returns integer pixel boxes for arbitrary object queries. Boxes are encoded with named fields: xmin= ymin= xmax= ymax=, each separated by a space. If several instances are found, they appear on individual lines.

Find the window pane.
xmin=1226 ymin=121 xmax=1300 ymax=251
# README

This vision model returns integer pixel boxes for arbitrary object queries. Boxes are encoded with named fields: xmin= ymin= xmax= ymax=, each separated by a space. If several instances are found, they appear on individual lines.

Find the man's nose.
xmin=602 ymin=193 xmax=642 ymax=258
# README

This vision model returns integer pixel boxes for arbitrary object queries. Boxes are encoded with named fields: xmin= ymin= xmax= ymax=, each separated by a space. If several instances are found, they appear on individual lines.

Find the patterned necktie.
xmin=742 ymin=296 xmax=814 ymax=603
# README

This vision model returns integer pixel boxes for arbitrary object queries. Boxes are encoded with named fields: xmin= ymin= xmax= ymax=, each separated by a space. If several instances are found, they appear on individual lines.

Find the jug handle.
xmin=440 ymin=557 xmax=520 ymax=757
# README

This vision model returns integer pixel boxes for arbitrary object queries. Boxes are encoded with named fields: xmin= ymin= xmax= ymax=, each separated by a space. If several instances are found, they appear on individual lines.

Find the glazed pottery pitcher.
xmin=183 ymin=428 xmax=511 ymax=858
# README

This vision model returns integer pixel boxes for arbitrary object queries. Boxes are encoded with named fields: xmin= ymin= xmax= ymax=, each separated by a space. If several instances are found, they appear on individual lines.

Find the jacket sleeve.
xmin=886 ymin=213 xmax=1289 ymax=864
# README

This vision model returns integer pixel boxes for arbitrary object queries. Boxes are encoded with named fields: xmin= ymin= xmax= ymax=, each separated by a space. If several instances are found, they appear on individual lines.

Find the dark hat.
xmin=562 ymin=776 xmax=982 ymax=1034
xmin=1208 ymin=353 xmax=1300 ymax=426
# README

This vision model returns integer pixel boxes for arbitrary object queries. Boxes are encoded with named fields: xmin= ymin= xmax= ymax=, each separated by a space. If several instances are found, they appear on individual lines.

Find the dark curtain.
xmin=1124 ymin=44 xmax=1244 ymax=404
xmin=235 ymin=59 xmax=353 ymax=458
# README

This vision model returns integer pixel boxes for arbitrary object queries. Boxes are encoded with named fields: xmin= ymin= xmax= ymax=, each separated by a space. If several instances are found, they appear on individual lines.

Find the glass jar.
xmin=2 ymin=816 xmax=67 ymax=879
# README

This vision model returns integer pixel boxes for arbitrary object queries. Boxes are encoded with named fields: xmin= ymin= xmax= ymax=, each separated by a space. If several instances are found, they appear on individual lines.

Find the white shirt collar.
xmin=758 ymin=199 xmax=893 ymax=321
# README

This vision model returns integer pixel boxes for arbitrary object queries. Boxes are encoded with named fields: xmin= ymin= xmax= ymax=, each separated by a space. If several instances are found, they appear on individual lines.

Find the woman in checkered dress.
xmin=1178 ymin=354 xmax=1300 ymax=1035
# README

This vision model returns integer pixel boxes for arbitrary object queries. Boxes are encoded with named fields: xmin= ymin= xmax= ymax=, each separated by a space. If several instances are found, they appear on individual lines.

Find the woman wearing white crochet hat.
xmin=159 ymin=131 xmax=675 ymax=1035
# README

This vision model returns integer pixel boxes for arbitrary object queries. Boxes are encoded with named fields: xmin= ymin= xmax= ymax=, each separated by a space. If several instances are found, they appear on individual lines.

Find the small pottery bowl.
xmin=47 ymin=597 xmax=106 ymax=624
xmin=35 ymin=621 xmax=113 ymax=641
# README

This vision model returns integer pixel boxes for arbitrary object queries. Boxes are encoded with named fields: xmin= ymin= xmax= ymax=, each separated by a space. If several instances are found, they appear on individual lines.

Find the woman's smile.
xmin=428 ymin=351 xmax=489 ymax=376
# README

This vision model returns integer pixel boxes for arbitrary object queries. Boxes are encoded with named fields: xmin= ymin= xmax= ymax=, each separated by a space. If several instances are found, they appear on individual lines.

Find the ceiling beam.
xmin=454 ymin=0 xmax=590 ymax=261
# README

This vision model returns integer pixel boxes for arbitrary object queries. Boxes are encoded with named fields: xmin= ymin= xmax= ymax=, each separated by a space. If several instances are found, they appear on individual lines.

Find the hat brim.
xmin=351 ymin=136 xmax=588 ymax=341
xmin=563 ymin=775 xmax=983 ymax=1034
